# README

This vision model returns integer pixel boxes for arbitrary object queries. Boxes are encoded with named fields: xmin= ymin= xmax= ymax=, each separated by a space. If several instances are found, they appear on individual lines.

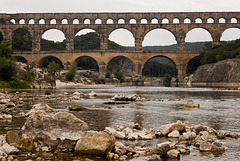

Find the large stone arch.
xmin=185 ymin=27 xmax=214 ymax=42
xmin=142 ymin=28 xmax=177 ymax=47
xmin=14 ymin=56 xmax=28 ymax=63
xmin=107 ymin=56 xmax=135 ymax=76
xmin=40 ymin=27 xmax=67 ymax=40
xmin=12 ymin=28 xmax=32 ymax=51
xmin=220 ymin=27 xmax=240 ymax=41
xmin=107 ymin=28 xmax=135 ymax=47
xmin=74 ymin=56 xmax=99 ymax=71
xmin=142 ymin=55 xmax=177 ymax=77
xmin=39 ymin=56 xmax=64 ymax=68
xmin=74 ymin=28 xmax=100 ymax=50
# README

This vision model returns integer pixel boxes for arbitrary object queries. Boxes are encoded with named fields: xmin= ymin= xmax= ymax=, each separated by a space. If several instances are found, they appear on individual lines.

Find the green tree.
xmin=12 ymin=28 xmax=32 ymax=51
xmin=0 ymin=41 xmax=14 ymax=59
xmin=46 ymin=61 xmax=62 ymax=80
xmin=0 ymin=41 xmax=17 ymax=81
xmin=66 ymin=62 xmax=77 ymax=81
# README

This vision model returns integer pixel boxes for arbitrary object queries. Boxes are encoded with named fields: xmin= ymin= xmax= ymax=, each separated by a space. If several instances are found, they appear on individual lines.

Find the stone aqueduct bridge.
xmin=0 ymin=12 xmax=240 ymax=80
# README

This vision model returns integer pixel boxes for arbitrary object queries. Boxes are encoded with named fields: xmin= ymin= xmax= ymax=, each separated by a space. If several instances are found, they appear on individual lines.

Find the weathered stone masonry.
xmin=0 ymin=12 xmax=239 ymax=81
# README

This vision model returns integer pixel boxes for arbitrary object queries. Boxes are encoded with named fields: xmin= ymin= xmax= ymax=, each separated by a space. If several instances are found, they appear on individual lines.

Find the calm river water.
xmin=6 ymin=86 xmax=240 ymax=160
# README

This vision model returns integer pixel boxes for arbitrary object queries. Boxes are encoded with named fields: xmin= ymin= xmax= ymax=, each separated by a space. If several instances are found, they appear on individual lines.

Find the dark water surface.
xmin=3 ymin=86 xmax=240 ymax=161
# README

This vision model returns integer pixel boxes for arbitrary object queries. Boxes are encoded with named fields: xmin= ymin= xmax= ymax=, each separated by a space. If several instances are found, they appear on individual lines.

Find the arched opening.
xmin=231 ymin=18 xmax=237 ymax=24
xmin=195 ymin=18 xmax=202 ymax=23
xmin=73 ymin=19 xmax=79 ymax=24
xmin=106 ymin=19 xmax=113 ymax=24
xmin=84 ymin=19 xmax=90 ymax=24
xmin=75 ymin=56 xmax=99 ymax=71
xmin=141 ymin=19 xmax=148 ymax=24
xmin=185 ymin=28 xmax=212 ymax=50
xmin=142 ymin=56 xmax=177 ymax=81
xmin=39 ymin=19 xmax=45 ymax=24
xmin=219 ymin=18 xmax=226 ymax=23
xmin=108 ymin=28 xmax=134 ymax=49
xmin=118 ymin=19 xmax=125 ymax=24
xmin=221 ymin=28 xmax=240 ymax=41
xmin=50 ymin=19 xmax=57 ymax=24
xmin=207 ymin=18 xmax=214 ymax=23
xmin=107 ymin=56 xmax=134 ymax=77
xmin=142 ymin=28 xmax=177 ymax=50
xmin=184 ymin=18 xmax=191 ymax=24
xmin=12 ymin=28 xmax=32 ymax=51
xmin=41 ymin=29 xmax=66 ymax=51
xmin=61 ymin=19 xmax=68 ymax=24
xmin=95 ymin=19 xmax=102 ymax=24
xmin=14 ymin=56 xmax=28 ymax=63
xmin=162 ymin=18 xmax=169 ymax=24
xmin=0 ymin=32 xmax=3 ymax=43
xmin=129 ymin=19 xmax=136 ymax=24
xmin=10 ymin=19 xmax=16 ymax=24
xmin=40 ymin=56 xmax=64 ymax=68
xmin=19 ymin=19 xmax=25 ymax=24
xmin=173 ymin=18 xmax=180 ymax=24
xmin=151 ymin=18 xmax=158 ymax=24
xmin=74 ymin=29 xmax=100 ymax=50
xmin=186 ymin=56 xmax=201 ymax=75
xmin=28 ymin=19 xmax=34 ymax=24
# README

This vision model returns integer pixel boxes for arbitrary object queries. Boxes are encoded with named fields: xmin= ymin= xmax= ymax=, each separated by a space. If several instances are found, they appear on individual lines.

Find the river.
xmin=3 ymin=86 xmax=240 ymax=161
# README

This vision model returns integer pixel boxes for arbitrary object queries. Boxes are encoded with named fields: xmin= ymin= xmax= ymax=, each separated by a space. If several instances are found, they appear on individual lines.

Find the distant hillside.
xmin=125 ymin=42 xmax=207 ymax=51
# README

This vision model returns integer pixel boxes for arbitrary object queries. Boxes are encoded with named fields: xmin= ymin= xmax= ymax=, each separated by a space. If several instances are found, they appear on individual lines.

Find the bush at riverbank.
xmin=0 ymin=79 xmax=31 ymax=89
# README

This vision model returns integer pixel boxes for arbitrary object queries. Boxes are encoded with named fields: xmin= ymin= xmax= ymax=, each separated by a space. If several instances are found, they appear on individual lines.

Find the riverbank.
xmin=0 ymin=86 xmax=240 ymax=160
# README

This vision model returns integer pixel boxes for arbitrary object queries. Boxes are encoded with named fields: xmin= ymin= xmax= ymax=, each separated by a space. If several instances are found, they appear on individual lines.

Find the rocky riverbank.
xmin=0 ymin=90 xmax=239 ymax=161
xmin=188 ymin=58 xmax=240 ymax=89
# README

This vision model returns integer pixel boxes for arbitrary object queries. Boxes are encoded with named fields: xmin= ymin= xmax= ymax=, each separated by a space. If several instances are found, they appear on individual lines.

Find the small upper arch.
xmin=118 ymin=18 xmax=125 ymax=24
xmin=129 ymin=18 xmax=137 ymax=24
xmin=84 ymin=18 xmax=91 ymax=24
xmin=73 ymin=19 xmax=79 ymax=24
xmin=61 ymin=19 xmax=68 ymax=24
xmin=50 ymin=19 xmax=57 ymax=24
xmin=28 ymin=19 xmax=35 ymax=24
xmin=140 ymin=18 xmax=148 ymax=24
xmin=231 ymin=18 xmax=237 ymax=23
xmin=195 ymin=18 xmax=202 ymax=23
xmin=39 ymin=19 xmax=45 ymax=24
xmin=106 ymin=18 xmax=114 ymax=24
xmin=151 ymin=18 xmax=158 ymax=24
xmin=207 ymin=18 xmax=214 ymax=23
xmin=19 ymin=19 xmax=25 ymax=24
xmin=95 ymin=18 xmax=102 ymax=24
xmin=173 ymin=18 xmax=180 ymax=24
xmin=219 ymin=17 xmax=226 ymax=23
xmin=162 ymin=18 xmax=169 ymax=24
xmin=184 ymin=18 xmax=191 ymax=24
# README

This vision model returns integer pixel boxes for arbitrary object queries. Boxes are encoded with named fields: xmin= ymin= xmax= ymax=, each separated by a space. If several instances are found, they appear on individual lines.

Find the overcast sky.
xmin=1 ymin=0 xmax=240 ymax=46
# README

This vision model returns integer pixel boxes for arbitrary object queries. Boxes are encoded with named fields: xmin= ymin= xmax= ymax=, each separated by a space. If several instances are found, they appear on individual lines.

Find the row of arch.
xmin=14 ymin=55 xmax=177 ymax=77
xmin=2 ymin=26 xmax=240 ymax=51
xmin=10 ymin=17 xmax=239 ymax=25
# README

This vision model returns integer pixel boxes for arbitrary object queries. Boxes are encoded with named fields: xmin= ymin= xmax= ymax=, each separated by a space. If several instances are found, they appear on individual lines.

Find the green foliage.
xmin=5 ymin=79 xmax=31 ymax=89
xmin=41 ymin=39 xmax=66 ymax=51
xmin=66 ymin=62 xmax=77 ymax=81
xmin=111 ymin=69 xmax=124 ymax=83
xmin=22 ymin=64 xmax=34 ymax=82
xmin=46 ymin=61 xmax=62 ymax=79
xmin=163 ymin=74 xmax=172 ymax=87
xmin=0 ymin=57 xmax=17 ymax=82
xmin=74 ymin=32 xmax=100 ymax=50
xmin=187 ymin=40 xmax=240 ymax=75
xmin=12 ymin=29 xmax=32 ymax=51
xmin=142 ymin=59 xmax=176 ymax=77
xmin=0 ymin=41 xmax=14 ymax=59
xmin=200 ymin=40 xmax=240 ymax=65
xmin=75 ymin=56 xmax=99 ymax=71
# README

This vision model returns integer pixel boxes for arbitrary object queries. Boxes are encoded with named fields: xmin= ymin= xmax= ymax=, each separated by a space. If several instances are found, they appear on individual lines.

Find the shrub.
xmin=0 ymin=57 xmax=18 ymax=81
xmin=6 ymin=79 xmax=31 ymax=89
xmin=66 ymin=62 xmax=77 ymax=81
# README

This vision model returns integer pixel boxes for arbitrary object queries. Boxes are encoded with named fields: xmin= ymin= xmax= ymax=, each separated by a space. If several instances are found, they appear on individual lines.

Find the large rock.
xmin=192 ymin=59 xmax=240 ymax=87
xmin=0 ymin=143 xmax=19 ymax=154
xmin=22 ymin=104 xmax=88 ymax=149
xmin=75 ymin=131 xmax=116 ymax=155
xmin=166 ymin=149 xmax=180 ymax=159
xmin=113 ymin=142 xmax=127 ymax=156
xmin=6 ymin=130 xmax=22 ymax=145
xmin=151 ymin=142 xmax=171 ymax=156
xmin=17 ymin=137 xmax=35 ymax=152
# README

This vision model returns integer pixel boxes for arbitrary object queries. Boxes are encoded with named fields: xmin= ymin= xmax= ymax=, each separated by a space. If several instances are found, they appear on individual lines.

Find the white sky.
xmin=1 ymin=0 xmax=240 ymax=46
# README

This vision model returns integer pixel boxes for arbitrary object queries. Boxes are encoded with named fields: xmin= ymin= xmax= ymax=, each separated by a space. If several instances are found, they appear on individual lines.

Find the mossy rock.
xmin=75 ymin=131 xmax=116 ymax=155
xmin=68 ymin=104 xmax=86 ymax=111
xmin=17 ymin=137 xmax=35 ymax=152
xmin=6 ymin=130 xmax=22 ymax=144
